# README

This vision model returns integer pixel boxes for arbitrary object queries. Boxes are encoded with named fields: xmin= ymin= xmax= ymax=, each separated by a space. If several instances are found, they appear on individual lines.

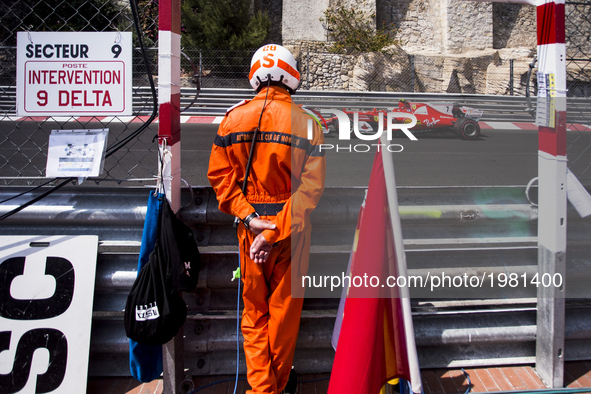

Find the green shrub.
xmin=320 ymin=1 xmax=400 ymax=54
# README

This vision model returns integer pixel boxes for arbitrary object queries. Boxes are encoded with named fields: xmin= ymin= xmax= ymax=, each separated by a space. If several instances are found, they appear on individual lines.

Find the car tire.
xmin=454 ymin=118 xmax=480 ymax=140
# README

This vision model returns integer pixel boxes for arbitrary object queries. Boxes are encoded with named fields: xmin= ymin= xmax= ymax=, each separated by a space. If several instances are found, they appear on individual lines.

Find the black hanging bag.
xmin=159 ymin=198 xmax=200 ymax=293
xmin=124 ymin=237 xmax=187 ymax=345
xmin=124 ymin=197 xmax=201 ymax=345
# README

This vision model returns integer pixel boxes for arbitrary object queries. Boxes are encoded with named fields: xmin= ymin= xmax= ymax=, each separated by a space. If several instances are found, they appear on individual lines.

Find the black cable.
xmin=0 ymin=0 xmax=158 ymax=221
xmin=230 ymin=76 xmax=272 ymax=393
xmin=180 ymin=51 xmax=201 ymax=113
xmin=106 ymin=0 xmax=158 ymax=156
xmin=241 ymin=75 xmax=272 ymax=195
xmin=461 ymin=368 xmax=471 ymax=394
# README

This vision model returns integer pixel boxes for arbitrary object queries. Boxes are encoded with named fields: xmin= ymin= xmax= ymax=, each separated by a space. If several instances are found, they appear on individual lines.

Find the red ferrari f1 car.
xmin=319 ymin=100 xmax=484 ymax=140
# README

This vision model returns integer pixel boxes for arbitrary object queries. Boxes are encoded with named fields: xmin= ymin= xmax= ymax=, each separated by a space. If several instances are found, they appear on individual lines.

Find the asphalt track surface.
xmin=181 ymin=123 xmax=540 ymax=188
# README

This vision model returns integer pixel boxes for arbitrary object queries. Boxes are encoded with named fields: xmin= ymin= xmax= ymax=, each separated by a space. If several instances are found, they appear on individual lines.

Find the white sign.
xmin=46 ymin=129 xmax=108 ymax=178
xmin=536 ymin=72 xmax=556 ymax=128
xmin=0 ymin=236 xmax=98 ymax=394
xmin=17 ymin=32 xmax=132 ymax=116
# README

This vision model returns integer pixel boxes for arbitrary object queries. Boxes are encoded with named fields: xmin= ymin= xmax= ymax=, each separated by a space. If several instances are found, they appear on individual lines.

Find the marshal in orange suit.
xmin=208 ymin=44 xmax=326 ymax=394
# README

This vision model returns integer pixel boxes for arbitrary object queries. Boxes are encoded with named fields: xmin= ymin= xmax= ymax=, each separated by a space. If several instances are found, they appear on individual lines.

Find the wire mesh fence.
xmin=566 ymin=0 xmax=591 ymax=187
xmin=182 ymin=48 xmax=254 ymax=90
xmin=181 ymin=47 xmax=538 ymax=95
xmin=298 ymin=49 xmax=537 ymax=96
xmin=0 ymin=0 xmax=160 ymax=186
xmin=0 ymin=0 xmax=590 ymax=186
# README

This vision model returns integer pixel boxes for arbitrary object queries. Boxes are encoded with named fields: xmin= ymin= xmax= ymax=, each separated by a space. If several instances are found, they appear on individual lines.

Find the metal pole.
xmin=159 ymin=0 xmax=184 ymax=392
xmin=307 ymin=50 xmax=310 ymax=90
xmin=535 ymin=0 xmax=567 ymax=388
xmin=410 ymin=54 xmax=415 ymax=93
xmin=510 ymin=59 xmax=514 ymax=95
xmin=381 ymin=134 xmax=423 ymax=394
xmin=158 ymin=0 xmax=182 ymax=211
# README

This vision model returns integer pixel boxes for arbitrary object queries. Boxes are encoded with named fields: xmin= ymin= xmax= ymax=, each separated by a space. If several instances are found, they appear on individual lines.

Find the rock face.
xmin=274 ymin=0 xmax=590 ymax=94
xmin=276 ymin=0 xmax=541 ymax=93
xmin=350 ymin=50 xmax=412 ymax=92
xmin=294 ymin=44 xmax=536 ymax=94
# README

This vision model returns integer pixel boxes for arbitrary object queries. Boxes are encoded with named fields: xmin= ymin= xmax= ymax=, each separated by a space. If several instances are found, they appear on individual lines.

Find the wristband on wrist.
xmin=242 ymin=212 xmax=259 ymax=230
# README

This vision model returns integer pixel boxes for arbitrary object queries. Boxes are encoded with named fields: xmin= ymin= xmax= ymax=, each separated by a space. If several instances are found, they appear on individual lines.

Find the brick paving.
xmin=87 ymin=361 xmax=591 ymax=393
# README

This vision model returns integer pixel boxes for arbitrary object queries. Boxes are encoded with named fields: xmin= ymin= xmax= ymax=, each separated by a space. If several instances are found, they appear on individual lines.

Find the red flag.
xmin=328 ymin=151 xmax=421 ymax=394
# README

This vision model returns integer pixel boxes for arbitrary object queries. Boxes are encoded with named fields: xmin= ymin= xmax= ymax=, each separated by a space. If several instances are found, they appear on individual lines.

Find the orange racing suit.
xmin=208 ymin=85 xmax=326 ymax=394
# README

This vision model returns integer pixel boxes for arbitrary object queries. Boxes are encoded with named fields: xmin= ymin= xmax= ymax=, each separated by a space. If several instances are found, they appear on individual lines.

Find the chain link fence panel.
xmin=0 ymin=0 xmax=159 ymax=186
xmin=180 ymin=47 xmax=537 ymax=96
xmin=566 ymin=1 xmax=591 ymax=188
xmin=297 ymin=49 xmax=537 ymax=96
xmin=1 ymin=1 xmax=590 ymax=186
xmin=181 ymin=48 xmax=255 ymax=90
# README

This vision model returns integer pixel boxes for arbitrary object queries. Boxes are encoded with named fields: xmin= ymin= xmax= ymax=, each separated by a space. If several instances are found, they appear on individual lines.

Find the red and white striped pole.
xmin=159 ymin=0 xmax=182 ymax=212
xmin=535 ymin=0 xmax=567 ymax=388
xmin=158 ymin=0 xmax=184 ymax=392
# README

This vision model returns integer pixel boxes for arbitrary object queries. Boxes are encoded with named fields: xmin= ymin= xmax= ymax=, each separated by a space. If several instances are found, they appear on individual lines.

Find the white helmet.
xmin=249 ymin=44 xmax=300 ymax=92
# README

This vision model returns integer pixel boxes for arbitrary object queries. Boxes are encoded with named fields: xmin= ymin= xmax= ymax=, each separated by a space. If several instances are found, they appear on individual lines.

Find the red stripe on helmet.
xmin=249 ymin=60 xmax=261 ymax=81
xmin=278 ymin=59 xmax=300 ymax=80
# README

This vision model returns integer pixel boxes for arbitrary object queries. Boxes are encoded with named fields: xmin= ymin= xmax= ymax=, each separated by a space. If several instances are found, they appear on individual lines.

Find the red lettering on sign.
xmin=84 ymin=91 xmax=94 ymax=106
xmin=102 ymin=91 xmax=112 ymax=106
xmin=71 ymin=90 xmax=82 ymax=106
xmin=59 ymin=91 xmax=69 ymax=106
xmin=57 ymin=90 xmax=113 ymax=107
xmin=27 ymin=69 xmax=122 ymax=85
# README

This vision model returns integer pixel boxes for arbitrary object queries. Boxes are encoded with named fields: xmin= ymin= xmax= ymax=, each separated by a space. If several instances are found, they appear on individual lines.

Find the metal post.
xmin=158 ymin=0 xmax=182 ymax=211
xmin=159 ymin=0 xmax=184 ymax=392
xmin=535 ymin=0 xmax=567 ymax=388
xmin=163 ymin=327 xmax=184 ymax=393
xmin=306 ymin=50 xmax=310 ymax=90
xmin=510 ymin=59 xmax=514 ymax=95
xmin=410 ymin=54 xmax=415 ymax=93
xmin=199 ymin=49 xmax=202 ymax=81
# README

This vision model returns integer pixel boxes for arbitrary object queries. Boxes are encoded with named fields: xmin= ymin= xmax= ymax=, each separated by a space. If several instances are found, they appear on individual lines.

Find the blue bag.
xmin=129 ymin=192 xmax=163 ymax=382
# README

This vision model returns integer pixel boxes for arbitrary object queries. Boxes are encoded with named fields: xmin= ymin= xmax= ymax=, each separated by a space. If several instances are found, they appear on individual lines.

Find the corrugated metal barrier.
xmin=0 ymin=185 xmax=590 ymax=376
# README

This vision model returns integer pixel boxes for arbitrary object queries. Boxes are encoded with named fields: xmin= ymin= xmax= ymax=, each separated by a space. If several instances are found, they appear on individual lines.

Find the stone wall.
xmin=300 ymin=52 xmax=356 ymax=90
xmin=493 ymin=3 xmax=536 ymax=50
xmin=445 ymin=1 xmax=493 ymax=53
xmin=379 ymin=0 xmax=536 ymax=53
xmin=282 ymin=0 xmax=330 ymax=42
xmin=279 ymin=0 xmax=541 ymax=94
xmin=274 ymin=0 xmax=591 ymax=95
xmin=385 ymin=0 xmax=444 ymax=51
xmin=297 ymin=46 xmax=535 ymax=95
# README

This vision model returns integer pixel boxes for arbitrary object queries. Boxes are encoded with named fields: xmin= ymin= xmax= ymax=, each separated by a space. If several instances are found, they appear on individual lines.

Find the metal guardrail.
xmin=3 ymin=85 xmax=590 ymax=123
xmin=169 ymin=87 xmax=590 ymax=124
xmin=0 ymin=86 xmax=542 ymax=122
xmin=181 ymin=89 xmax=541 ymax=122
xmin=1 ymin=185 xmax=590 ymax=376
